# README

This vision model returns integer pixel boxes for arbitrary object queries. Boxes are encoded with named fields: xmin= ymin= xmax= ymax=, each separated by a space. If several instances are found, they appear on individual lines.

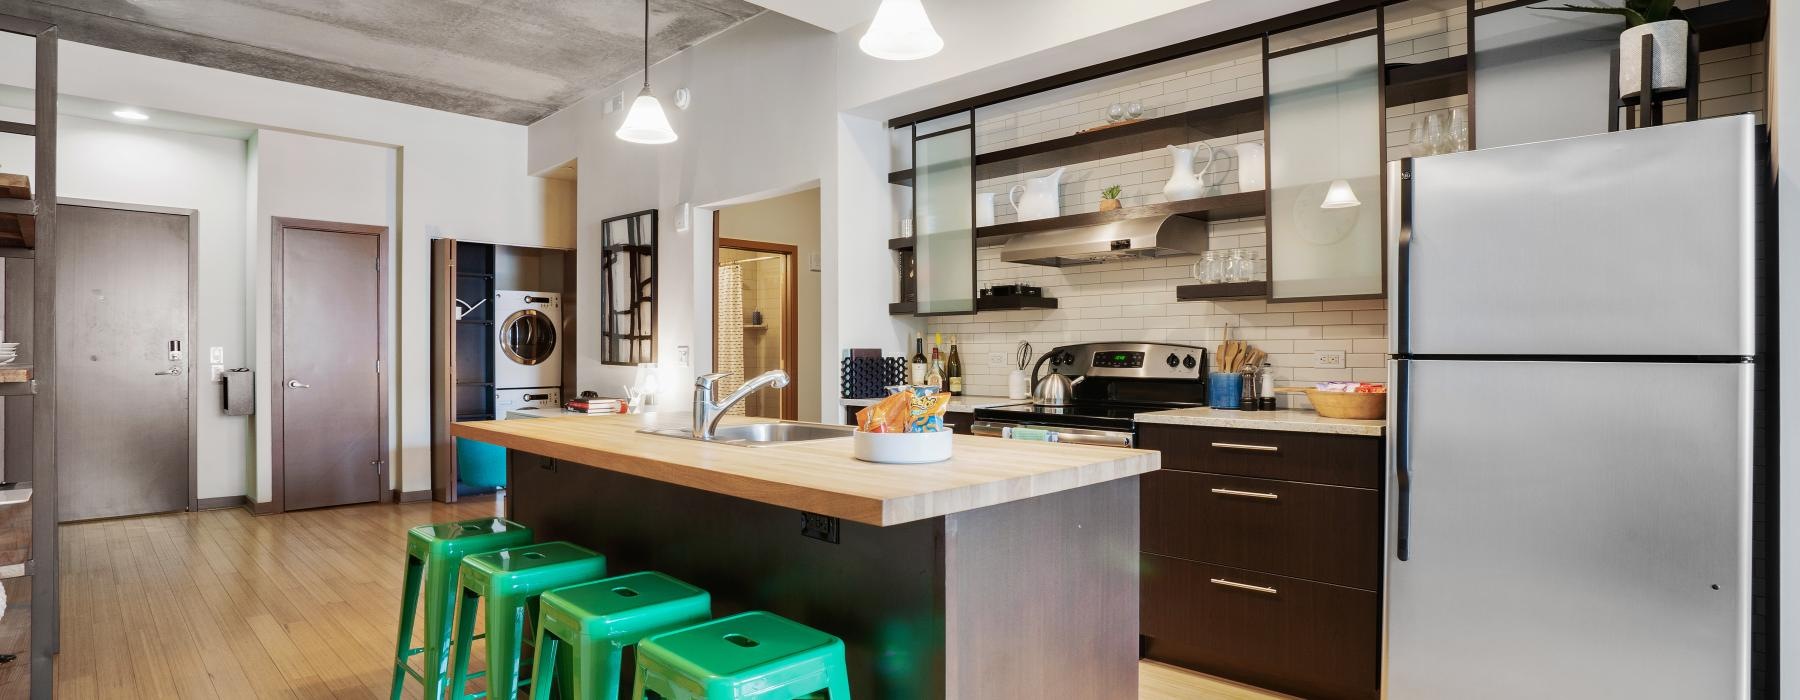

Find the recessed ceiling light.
xmin=113 ymin=108 xmax=149 ymax=121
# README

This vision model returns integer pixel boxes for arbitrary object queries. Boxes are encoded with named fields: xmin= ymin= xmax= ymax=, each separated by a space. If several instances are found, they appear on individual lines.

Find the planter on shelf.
xmin=1098 ymin=185 xmax=1122 ymax=212
xmin=1620 ymin=19 xmax=1689 ymax=97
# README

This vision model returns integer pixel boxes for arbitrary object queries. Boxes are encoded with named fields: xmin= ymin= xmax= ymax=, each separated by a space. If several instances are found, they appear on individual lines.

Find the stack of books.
xmin=566 ymin=397 xmax=623 ymax=414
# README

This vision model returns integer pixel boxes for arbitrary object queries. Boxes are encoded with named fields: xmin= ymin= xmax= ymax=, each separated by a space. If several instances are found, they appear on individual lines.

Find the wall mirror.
xmin=599 ymin=209 xmax=657 ymax=365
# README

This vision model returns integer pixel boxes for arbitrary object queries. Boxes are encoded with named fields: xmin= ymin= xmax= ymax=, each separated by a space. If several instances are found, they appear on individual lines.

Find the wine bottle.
xmin=925 ymin=341 xmax=944 ymax=390
xmin=947 ymin=336 xmax=963 ymax=396
xmin=910 ymin=333 xmax=927 ymax=386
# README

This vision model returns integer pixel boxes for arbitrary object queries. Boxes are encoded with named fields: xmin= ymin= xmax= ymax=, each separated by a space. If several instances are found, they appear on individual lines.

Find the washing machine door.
xmin=499 ymin=308 xmax=558 ymax=365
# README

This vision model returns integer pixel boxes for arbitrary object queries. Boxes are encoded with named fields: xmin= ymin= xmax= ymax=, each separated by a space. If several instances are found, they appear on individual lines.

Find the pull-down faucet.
xmin=691 ymin=369 xmax=790 ymax=439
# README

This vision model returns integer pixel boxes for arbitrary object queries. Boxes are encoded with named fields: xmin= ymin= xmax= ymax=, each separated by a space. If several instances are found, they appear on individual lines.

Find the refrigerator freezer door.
xmin=1385 ymin=359 xmax=1751 ymax=699
xmin=1394 ymin=115 xmax=1755 ymax=356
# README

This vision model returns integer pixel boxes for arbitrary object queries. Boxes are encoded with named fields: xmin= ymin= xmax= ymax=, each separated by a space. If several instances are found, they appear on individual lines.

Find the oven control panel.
xmin=1091 ymin=351 xmax=1145 ymax=368
xmin=1041 ymin=342 xmax=1207 ymax=379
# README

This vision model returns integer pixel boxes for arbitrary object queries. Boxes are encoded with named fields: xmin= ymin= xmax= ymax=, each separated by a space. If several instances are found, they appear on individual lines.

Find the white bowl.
xmin=852 ymin=429 xmax=953 ymax=464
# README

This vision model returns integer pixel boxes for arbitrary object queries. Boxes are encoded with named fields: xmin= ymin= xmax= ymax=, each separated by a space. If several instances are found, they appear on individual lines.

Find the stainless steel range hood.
xmin=999 ymin=215 xmax=1208 ymax=267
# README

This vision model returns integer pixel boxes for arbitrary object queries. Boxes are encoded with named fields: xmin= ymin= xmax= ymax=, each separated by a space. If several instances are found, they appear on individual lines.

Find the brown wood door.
xmin=279 ymin=224 xmax=383 ymax=510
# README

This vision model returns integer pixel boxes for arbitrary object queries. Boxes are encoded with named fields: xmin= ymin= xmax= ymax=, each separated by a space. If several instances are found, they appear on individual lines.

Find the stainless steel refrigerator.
xmin=1384 ymin=114 xmax=1757 ymax=699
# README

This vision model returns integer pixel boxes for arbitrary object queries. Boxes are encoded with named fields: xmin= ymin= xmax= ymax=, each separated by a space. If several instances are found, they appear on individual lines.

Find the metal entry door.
xmin=280 ymin=226 xmax=382 ymax=510
xmin=58 ymin=204 xmax=191 ymax=521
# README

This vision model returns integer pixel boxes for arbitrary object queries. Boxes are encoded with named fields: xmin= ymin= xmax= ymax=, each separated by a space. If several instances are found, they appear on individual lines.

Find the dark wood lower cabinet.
xmin=1140 ymin=424 xmax=1384 ymax=700
xmin=1141 ymin=554 xmax=1379 ymax=700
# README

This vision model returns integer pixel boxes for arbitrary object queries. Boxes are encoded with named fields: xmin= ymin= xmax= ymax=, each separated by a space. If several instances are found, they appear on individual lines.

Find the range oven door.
xmin=970 ymin=421 xmax=1135 ymax=448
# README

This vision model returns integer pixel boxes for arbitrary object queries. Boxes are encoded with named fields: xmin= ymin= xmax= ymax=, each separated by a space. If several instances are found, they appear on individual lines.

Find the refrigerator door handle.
xmin=1388 ymin=159 xmax=1412 ymax=357
xmin=1393 ymin=359 xmax=1412 ymax=561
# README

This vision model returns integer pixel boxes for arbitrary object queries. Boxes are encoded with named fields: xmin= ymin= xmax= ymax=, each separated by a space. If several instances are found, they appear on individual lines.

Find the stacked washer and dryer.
xmin=494 ymin=290 xmax=562 ymax=418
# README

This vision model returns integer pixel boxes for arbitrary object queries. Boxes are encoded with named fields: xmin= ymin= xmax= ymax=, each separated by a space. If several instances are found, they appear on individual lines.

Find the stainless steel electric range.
xmin=971 ymin=342 xmax=1209 ymax=447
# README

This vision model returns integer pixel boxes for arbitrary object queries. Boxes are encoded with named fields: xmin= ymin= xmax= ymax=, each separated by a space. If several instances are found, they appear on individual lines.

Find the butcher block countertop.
xmin=1136 ymin=406 xmax=1386 ymax=436
xmin=451 ymin=412 xmax=1158 ymax=527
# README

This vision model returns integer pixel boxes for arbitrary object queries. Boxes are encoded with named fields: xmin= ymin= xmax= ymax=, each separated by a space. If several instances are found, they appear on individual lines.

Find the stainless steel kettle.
xmin=1031 ymin=351 xmax=1086 ymax=406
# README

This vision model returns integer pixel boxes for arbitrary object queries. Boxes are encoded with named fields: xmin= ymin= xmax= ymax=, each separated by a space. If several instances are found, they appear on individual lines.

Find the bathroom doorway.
xmin=714 ymin=239 xmax=798 ymax=420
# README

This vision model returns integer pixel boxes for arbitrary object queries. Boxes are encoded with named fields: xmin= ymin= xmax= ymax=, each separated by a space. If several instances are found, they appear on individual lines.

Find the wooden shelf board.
xmin=975 ymin=191 xmax=1264 ymax=243
xmin=0 ymin=366 xmax=29 ymax=384
xmin=888 ymin=168 xmax=915 ymax=186
xmin=889 ymin=238 xmax=915 ymax=250
xmin=888 ymin=301 xmax=917 ymax=315
xmin=0 ymin=212 xmax=35 ymax=249
xmin=976 ymin=296 xmax=1058 ymax=311
xmin=1175 ymin=281 xmax=1268 ymax=301
xmin=0 ymin=174 xmax=27 ymax=201
xmin=1384 ymin=55 xmax=1466 ymax=107
xmin=973 ymin=98 xmax=1263 ymax=181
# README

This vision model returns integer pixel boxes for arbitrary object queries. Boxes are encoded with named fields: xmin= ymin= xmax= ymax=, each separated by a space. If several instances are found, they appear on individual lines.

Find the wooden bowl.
xmin=1303 ymin=390 xmax=1387 ymax=420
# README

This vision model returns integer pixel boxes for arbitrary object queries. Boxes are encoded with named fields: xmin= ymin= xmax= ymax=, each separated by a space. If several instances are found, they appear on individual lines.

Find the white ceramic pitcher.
xmin=1162 ymin=143 xmax=1221 ymax=201
xmin=1007 ymin=166 xmax=1065 ymax=221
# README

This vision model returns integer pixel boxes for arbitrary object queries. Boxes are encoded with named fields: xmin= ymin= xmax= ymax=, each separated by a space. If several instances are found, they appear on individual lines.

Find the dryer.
xmin=495 ymin=387 xmax=560 ymax=419
xmin=495 ymin=290 xmax=562 ymax=389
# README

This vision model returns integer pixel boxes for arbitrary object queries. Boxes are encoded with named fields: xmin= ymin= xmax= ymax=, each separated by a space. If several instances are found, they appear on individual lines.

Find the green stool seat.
xmin=528 ymin=572 xmax=712 ymax=700
xmin=633 ymin=611 xmax=851 ymax=700
xmin=450 ymin=541 xmax=607 ymax=700
xmin=390 ymin=517 xmax=533 ymax=700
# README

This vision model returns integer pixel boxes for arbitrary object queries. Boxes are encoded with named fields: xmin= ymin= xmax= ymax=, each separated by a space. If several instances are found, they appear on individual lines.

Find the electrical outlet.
xmin=604 ymin=93 xmax=624 ymax=114
xmin=799 ymin=512 xmax=840 ymax=544
xmin=987 ymin=352 xmax=1007 ymax=367
xmin=1313 ymin=350 xmax=1347 ymax=369
xmin=210 ymin=364 xmax=225 ymax=383
xmin=209 ymin=346 xmax=224 ymax=363
xmin=676 ymin=345 xmax=691 ymax=367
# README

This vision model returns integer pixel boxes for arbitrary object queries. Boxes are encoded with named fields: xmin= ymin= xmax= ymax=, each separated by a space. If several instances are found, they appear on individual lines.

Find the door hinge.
xmin=376 ymin=360 xmax=384 ymax=374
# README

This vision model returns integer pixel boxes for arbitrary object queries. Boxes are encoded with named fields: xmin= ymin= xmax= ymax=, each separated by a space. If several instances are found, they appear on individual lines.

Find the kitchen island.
xmin=450 ymin=412 xmax=1158 ymax=699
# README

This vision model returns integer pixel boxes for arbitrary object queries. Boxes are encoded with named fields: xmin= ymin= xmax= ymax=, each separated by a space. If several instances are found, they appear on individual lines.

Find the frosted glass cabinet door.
xmin=914 ymin=126 xmax=975 ymax=315
xmin=1267 ymin=35 xmax=1384 ymax=300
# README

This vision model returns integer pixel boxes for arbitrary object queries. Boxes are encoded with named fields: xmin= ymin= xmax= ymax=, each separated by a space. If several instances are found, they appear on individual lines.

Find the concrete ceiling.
xmin=741 ymin=0 xmax=876 ymax=33
xmin=0 ymin=0 xmax=766 ymax=124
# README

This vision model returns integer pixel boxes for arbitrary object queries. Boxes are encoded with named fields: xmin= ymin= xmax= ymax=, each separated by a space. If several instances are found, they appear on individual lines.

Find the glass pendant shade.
xmin=860 ymin=0 xmax=944 ymax=61
xmin=616 ymin=87 xmax=677 ymax=144
xmin=1320 ymin=178 xmax=1361 ymax=209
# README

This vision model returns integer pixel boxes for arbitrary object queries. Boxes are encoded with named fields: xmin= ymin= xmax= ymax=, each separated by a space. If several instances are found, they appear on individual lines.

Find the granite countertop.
xmin=1136 ymin=407 xmax=1385 ymax=437
xmin=450 ymin=412 xmax=1158 ymax=527
xmin=840 ymin=394 xmax=1023 ymax=411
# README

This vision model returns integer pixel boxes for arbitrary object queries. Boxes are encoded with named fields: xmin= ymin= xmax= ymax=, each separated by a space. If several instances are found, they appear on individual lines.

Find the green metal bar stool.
xmin=632 ymin=611 xmax=852 ymax=700
xmin=527 ymin=571 xmax=712 ymax=700
xmin=450 ymin=541 xmax=608 ymax=700
xmin=390 ymin=517 xmax=534 ymax=700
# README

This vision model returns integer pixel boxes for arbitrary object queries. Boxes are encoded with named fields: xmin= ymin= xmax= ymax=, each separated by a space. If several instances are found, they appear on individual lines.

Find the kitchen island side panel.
xmin=946 ymin=475 xmax=1140 ymax=698
xmin=505 ymin=450 xmax=948 ymax=699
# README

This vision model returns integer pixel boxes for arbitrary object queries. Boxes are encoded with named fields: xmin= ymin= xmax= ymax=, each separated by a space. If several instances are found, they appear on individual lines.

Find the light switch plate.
xmin=676 ymin=345 xmax=691 ymax=368
xmin=210 ymin=364 xmax=226 ymax=383
xmin=209 ymin=346 xmax=224 ymax=363
xmin=1313 ymin=350 xmax=1346 ymax=369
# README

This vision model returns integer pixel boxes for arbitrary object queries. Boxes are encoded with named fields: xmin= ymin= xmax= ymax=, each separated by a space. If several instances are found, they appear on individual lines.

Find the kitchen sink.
xmin=640 ymin=422 xmax=855 ymax=447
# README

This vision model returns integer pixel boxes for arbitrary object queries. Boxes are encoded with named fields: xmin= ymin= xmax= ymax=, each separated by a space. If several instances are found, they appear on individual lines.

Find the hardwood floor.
xmin=54 ymin=496 xmax=1286 ymax=699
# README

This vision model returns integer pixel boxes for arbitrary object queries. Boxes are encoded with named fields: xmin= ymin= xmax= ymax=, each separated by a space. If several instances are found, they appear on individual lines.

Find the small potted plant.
xmin=1542 ymin=0 xmax=1687 ymax=98
xmin=1099 ymin=185 xmax=1123 ymax=212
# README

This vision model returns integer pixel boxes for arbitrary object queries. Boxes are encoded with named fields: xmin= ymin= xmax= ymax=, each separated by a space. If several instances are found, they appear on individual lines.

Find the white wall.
xmin=250 ymin=129 xmax=398 ymax=503
xmin=0 ymin=36 xmax=552 ymax=503
xmin=531 ymin=12 xmax=839 ymax=411
xmin=0 ymin=110 xmax=251 ymax=499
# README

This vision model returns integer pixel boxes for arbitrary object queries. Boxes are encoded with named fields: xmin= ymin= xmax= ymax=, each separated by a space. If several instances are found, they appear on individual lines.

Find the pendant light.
xmin=616 ymin=0 xmax=677 ymax=144
xmin=1318 ymin=47 xmax=1359 ymax=209
xmin=860 ymin=0 xmax=944 ymax=61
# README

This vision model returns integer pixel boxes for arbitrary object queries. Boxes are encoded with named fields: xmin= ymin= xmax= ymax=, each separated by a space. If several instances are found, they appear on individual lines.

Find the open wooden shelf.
xmin=889 ymin=237 xmax=915 ymax=251
xmin=0 ymin=175 xmax=34 ymax=249
xmin=1176 ymin=281 xmax=1268 ymax=301
xmin=1385 ymin=55 xmax=1466 ymax=107
xmin=976 ymin=296 xmax=1058 ymax=311
xmin=973 ymin=98 xmax=1263 ymax=181
xmin=0 ymin=174 xmax=28 ymax=201
xmin=975 ymin=191 xmax=1264 ymax=244
xmin=888 ymin=169 xmax=914 ymax=186
xmin=888 ymin=301 xmax=917 ymax=315
xmin=0 ymin=365 xmax=30 ymax=384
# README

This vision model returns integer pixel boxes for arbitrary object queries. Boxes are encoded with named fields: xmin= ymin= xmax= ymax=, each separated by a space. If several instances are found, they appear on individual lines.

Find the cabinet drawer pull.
xmin=1210 ymin=578 xmax=1278 ymax=595
xmin=1210 ymin=488 xmax=1279 ymax=500
xmin=1210 ymin=442 xmax=1280 ymax=453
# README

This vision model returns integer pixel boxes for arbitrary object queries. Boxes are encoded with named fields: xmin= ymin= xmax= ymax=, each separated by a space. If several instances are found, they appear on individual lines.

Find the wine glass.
xmin=1449 ymin=107 xmax=1469 ymax=152
xmin=1409 ymin=119 xmax=1429 ymax=157
xmin=1423 ymin=114 xmax=1445 ymax=156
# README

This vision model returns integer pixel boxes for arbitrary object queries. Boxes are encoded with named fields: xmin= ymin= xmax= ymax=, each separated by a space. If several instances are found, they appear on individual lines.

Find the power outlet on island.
xmin=1313 ymin=350 xmax=1347 ymax=370
xmin=987 ymin=352 xmax=1007 ymax=367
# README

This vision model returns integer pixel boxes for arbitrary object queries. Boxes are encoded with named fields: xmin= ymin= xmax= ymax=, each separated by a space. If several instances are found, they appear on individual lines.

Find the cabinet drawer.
xmin=1139 ymin=423 xmax=1382 ymax=488
xmin=1141 ymin=554 xmax=1378 ymax=700
xmin=1143 ymin=470 xmax=1381 ymax=590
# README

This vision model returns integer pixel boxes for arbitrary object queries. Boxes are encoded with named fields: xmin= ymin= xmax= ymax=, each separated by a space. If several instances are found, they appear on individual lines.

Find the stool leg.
xmin=575 ymin=638 xmax=616 ymax=700
xmin=388 ymin=553 xmax=425 ymax=700
xmin=528 ymin=624 xmax=560 ymax=700
xmin=826 ymin=665 xmax=852 ymax=699
xmin=485 ymin=591 xmax=528 ymax=700
xmin=449 ymin=587 xmax=481 ymax=700
xmin=422 ymin=553 xmax=463 ymax=700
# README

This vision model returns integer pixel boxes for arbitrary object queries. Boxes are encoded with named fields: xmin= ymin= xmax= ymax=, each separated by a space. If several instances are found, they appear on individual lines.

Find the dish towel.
xmin=1004 ymin=427 xmax=1058 ymax=442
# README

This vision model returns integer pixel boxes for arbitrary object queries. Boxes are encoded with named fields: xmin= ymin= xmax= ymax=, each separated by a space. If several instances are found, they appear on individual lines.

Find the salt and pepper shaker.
xmin=1258 ymin=362 xmax=1277 ymax=411
xmin=1239 ymin=365 xmax=1259 ymax=412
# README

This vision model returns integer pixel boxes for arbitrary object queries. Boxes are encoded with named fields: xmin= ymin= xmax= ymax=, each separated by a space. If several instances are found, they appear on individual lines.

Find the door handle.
xmin=154 ymin=368 xmax=181 ymax=376
xmin=287 ymin=380 xmax=310 ymax=389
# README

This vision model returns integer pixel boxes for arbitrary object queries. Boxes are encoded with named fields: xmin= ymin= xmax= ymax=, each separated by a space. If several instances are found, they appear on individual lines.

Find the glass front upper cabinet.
xmin=913 ymin=112 xmax=975 ymax=315
xmin=1267 ymin=12 xmax=1385 ymax=301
